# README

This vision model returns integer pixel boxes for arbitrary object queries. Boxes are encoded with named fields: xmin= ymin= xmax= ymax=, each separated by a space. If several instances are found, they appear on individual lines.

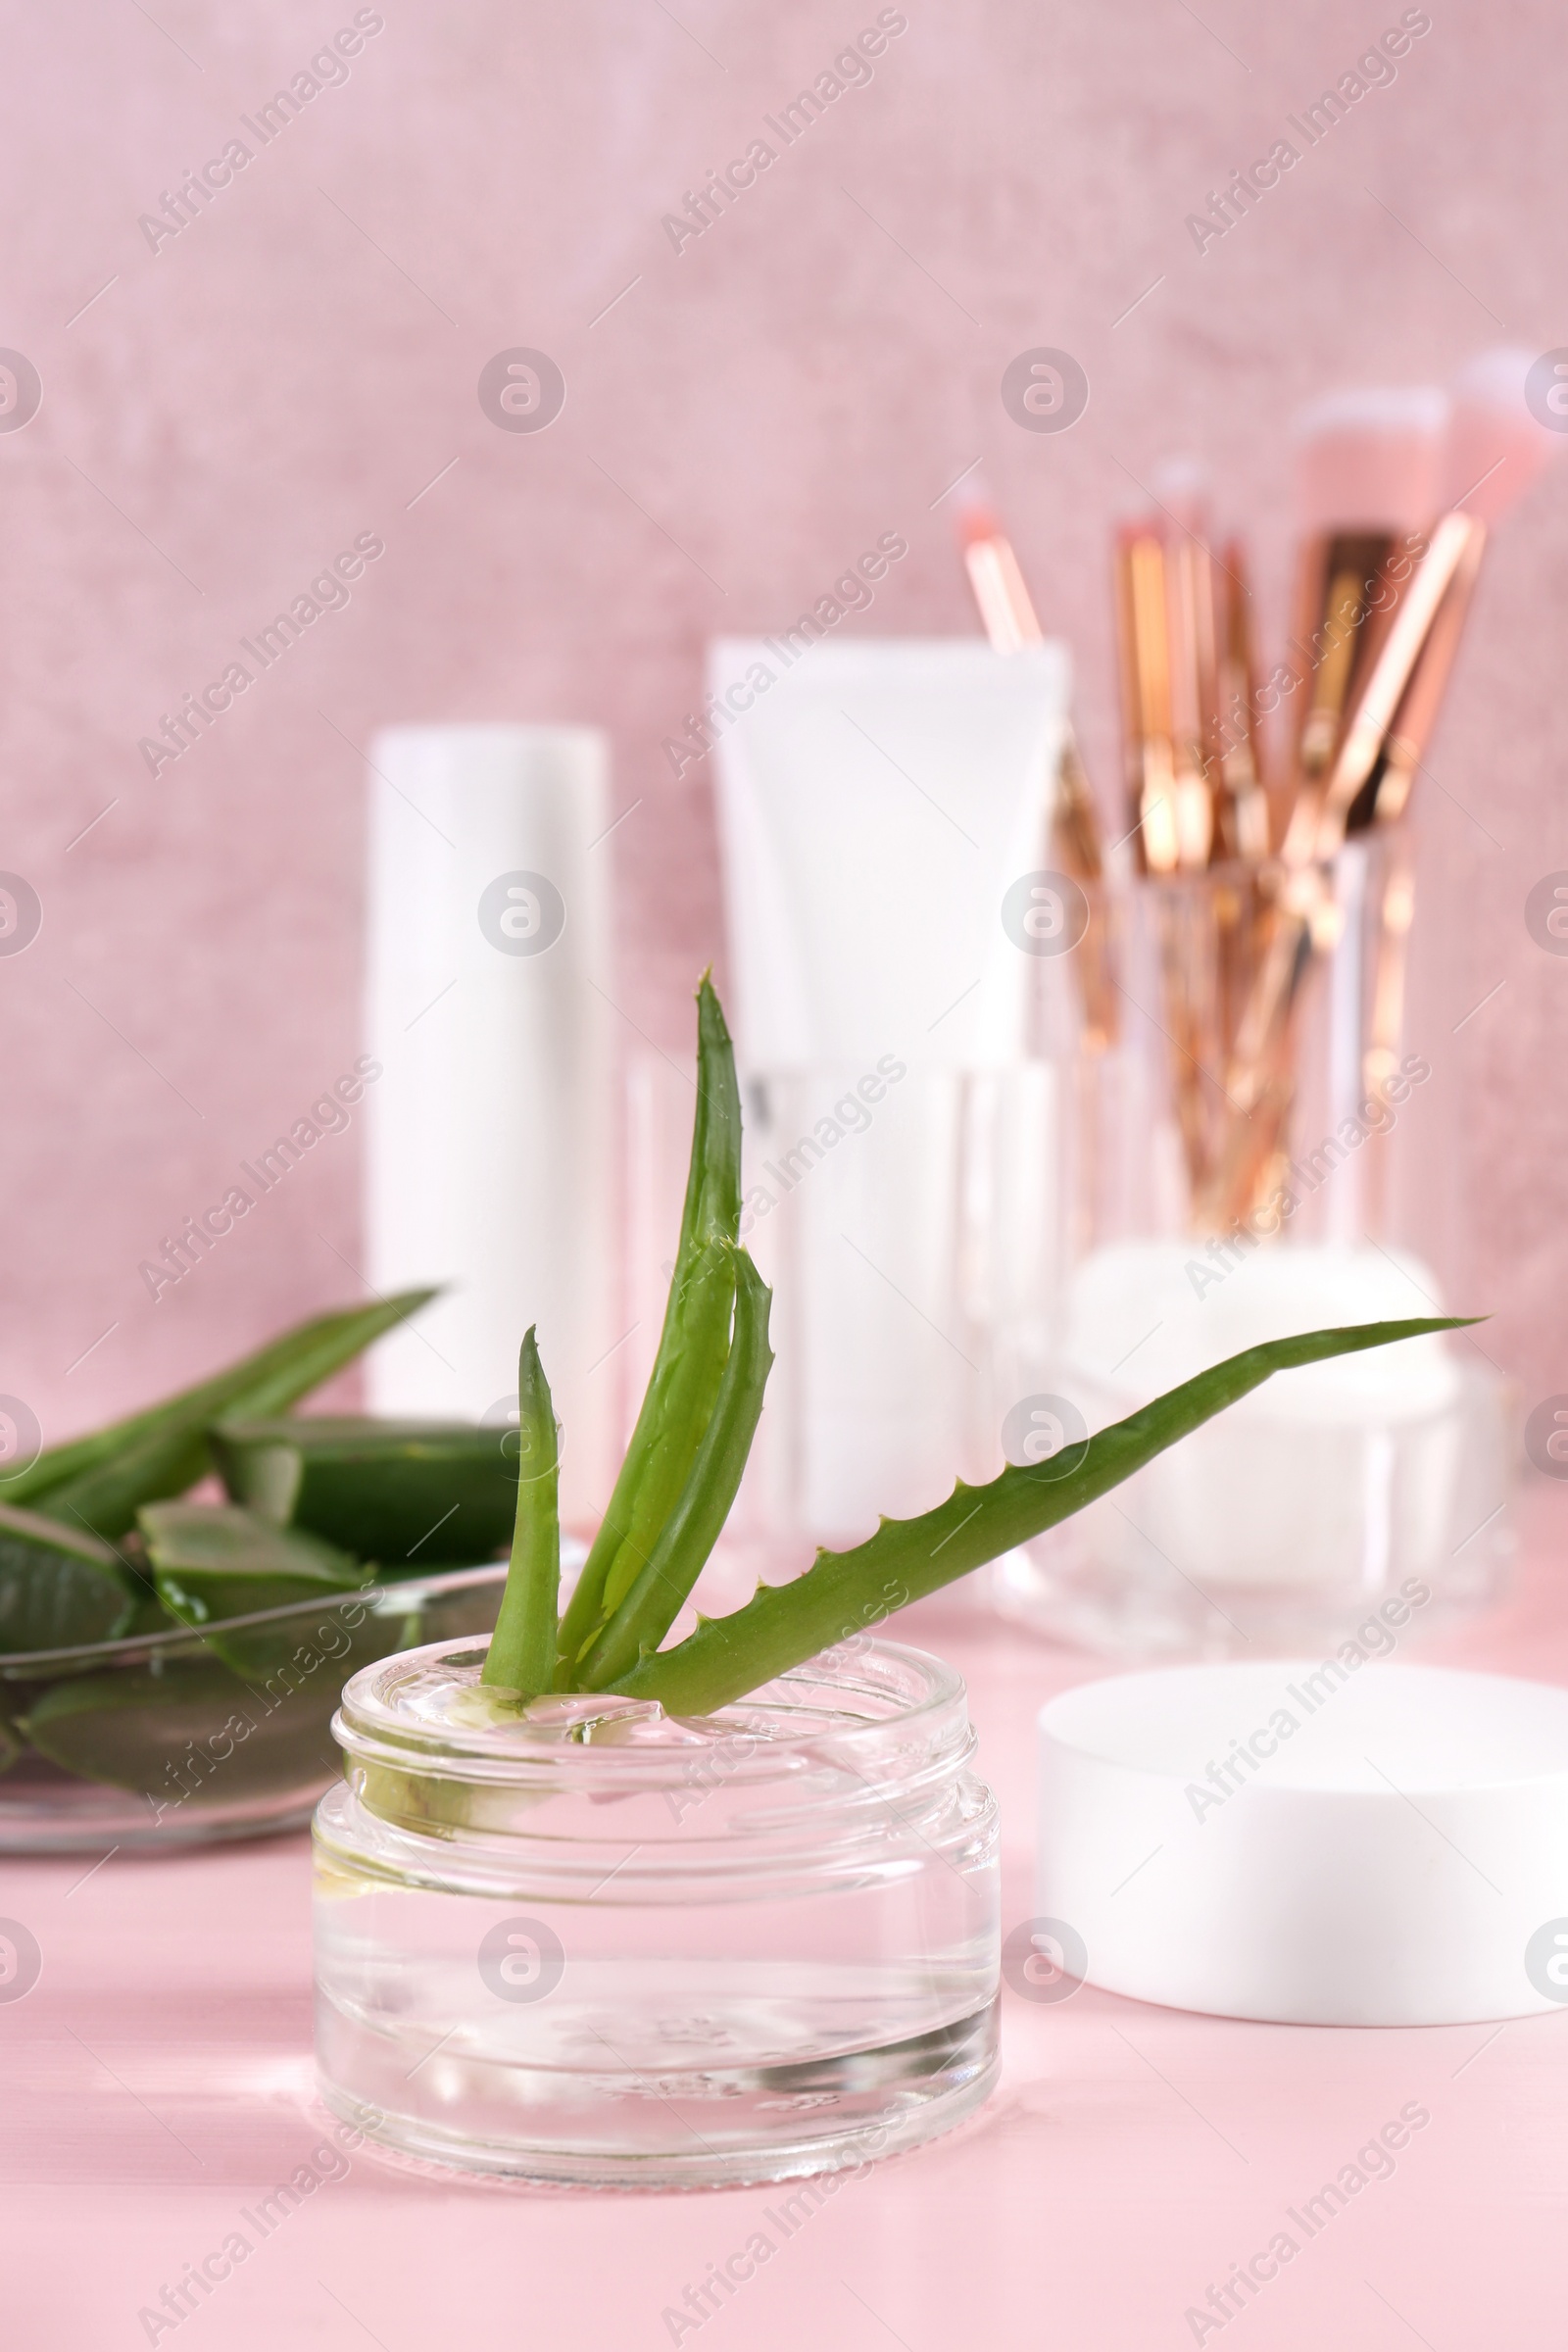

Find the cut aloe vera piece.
xmin=210 ymin=1417 xmax=518 ymax=1567
xmin=141 ymin=1501 xmax=370 ymax=1680
xmin=20 ymin=1659 xmax=340 ymax=1805
xmin=27 ymin=1289 xmax=436 ymax=1541
xmin=0 ymin=1503 xmax=133 ymax=1653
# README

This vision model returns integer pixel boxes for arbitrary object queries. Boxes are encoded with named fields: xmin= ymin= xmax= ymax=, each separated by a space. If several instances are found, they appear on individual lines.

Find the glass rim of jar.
xmin=331 ymin=1634 xmax=976 ymax=1798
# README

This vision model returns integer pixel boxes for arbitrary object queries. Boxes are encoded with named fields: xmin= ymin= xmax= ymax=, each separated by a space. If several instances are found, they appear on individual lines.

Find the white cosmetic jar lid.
xmin=1036 ymin=1661 xmax=1568 ymax=2025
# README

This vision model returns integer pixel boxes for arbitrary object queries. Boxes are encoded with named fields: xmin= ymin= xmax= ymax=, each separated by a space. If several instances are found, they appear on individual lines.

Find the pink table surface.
xmin=7 ymin=1487 xmax=1568 ymax=2352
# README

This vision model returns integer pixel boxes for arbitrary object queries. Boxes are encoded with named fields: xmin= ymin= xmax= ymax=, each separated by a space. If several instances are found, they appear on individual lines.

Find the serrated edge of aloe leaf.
xmin=612 ymin=1316 xmax=1473 ymax=1716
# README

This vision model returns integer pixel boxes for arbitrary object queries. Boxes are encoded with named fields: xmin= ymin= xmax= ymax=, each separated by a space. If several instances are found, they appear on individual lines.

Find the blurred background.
xmin=2 ymin=0 xmax=1564 ymax=1450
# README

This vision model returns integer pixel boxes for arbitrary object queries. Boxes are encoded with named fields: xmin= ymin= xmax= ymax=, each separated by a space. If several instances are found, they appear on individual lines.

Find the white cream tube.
xmin=711 ymin=639 xmax=1073 ymax=1542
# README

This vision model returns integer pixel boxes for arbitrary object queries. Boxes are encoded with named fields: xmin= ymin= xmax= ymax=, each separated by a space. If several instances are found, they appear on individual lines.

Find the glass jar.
xmin=626 ymin=1051 xmax=1069 ymax=1566
xmin=314 ymin=1637 xmax=1000 ymax=2187
xmin=989 ymin=834 xmax=1513 ymax=1656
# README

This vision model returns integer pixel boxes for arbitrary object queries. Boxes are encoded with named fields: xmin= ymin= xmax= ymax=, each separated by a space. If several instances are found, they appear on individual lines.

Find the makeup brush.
xmin=1114 ymin=465 xmax=1218 ymax=876
xmin=1350 ymin=345 xmax=1567 ymax=841
xmin=1204 ymin=386 xmax=1446 ymax=1226
xmin=1112 ymin=464 xmax=1229 ymax=1197
xmin=1210 ymin=358 xmax=1564 ymax=1227
xmin=956 ymin=482 xmax=1045 ymax=657
xmin=953 ymin=480 xmax=1118 ymax=1048
xmin=1279 ymin=387 xmax=1447 ymax=858
xmin=1210 ymin=538 xmax=1272 ymax=865
xmin=1114 ymin=521 xmax=1179 ymax=871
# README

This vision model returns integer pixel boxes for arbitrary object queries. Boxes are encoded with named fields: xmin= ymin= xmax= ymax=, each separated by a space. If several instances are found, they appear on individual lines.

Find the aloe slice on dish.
xmin=0 ymin=1502 xmax=134 ymax=1653
xmin=141 ymin=1501 xmax=369 ymax=1680
xmin=24 ymin=1289 xmax=436 ymax=1542
xmin=20 ymin=1659 xmax=339 ymax=1805
xmin=210 ymin=1416 xmax=518 ymax=1567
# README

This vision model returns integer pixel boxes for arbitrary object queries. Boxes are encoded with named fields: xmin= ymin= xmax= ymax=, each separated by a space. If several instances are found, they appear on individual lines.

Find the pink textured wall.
xmin=1 ymin=0 xmax=1564 ymax=1451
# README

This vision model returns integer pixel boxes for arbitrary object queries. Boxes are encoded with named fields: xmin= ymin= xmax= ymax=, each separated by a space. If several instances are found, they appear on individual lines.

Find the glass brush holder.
xmin=989 ymin=829 xmax=1512 ymax=1658
xmin=314 ymin=1638 xmax=1000 ymax=2187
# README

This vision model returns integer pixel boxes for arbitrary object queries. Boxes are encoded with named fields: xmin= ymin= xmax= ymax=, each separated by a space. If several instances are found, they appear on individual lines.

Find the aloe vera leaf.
xmin=555 ymin=976 xmax=742 ymax=1672
xmin=588 ymin=1242 xmax=735 ymax=1627
xmin=578 ymin=1250 xmax=773 ymax=1691
xmin=10 ymin=1290 xmax=433 ymax=1511
xmin=612 ymin=1316 xmax=1471 ymax=1716
xmin=211 ymin=1415 xmax=517 ymax=1566
xmin=481 ymin=1330 xmax=561 ymax=1698
xmin=20 ymin=1660 xmax=336 ymax=1801
xmin=32 ymin=1290 xmax=436 ymax=1543
xmin=0 ymin=1502 xmax=134 ymax=1652
xmin=143 ymin=1501 xmax=371 ymax=1682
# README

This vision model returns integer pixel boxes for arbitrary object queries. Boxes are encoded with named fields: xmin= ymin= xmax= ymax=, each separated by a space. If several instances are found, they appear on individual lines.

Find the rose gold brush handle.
xmin=959 ymin=512 xmax=1120 ymax=1050
xmin=1202 ymin=529 xmax=1395 ymax=1226
xmin=962 ymin=533 xmax=1044 ymax=658
xmin=1210 ymin=543 xmax=1271 ymax=864
xmin=1167 ymin=531 xmax=1216 ymax=871
xmin=1310 ymin=513 xmax=1481 ymax=859
xmin=1116 ymin=531 xmax=1179 ymax=874
xmin=1115 ymin=519 xmax=1223 ymax=1200
xmin=1208 ymin=516 xmax=1481 ymax=1226
xmin=1054 ymin=732 xmax=1120 ymax=1052
xmin=1276 ymin=528 xmax=1403 ymax=868
xmin=1351 ymin=525 xmax=1486 ymax=835
xmin=1198 ymin=876 xmax=1328 ymax=1227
